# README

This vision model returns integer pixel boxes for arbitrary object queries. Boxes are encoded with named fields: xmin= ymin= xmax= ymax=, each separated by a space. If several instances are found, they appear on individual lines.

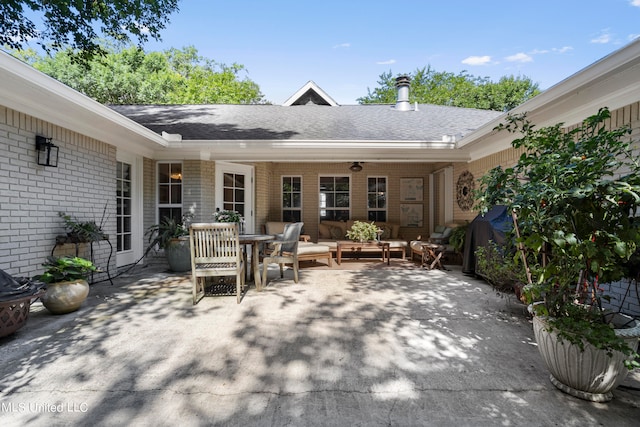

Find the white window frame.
xmin=367 ymin=175 xmax=388 ymax=222
xmin=281 ymin=175 xmax=303 ymax=222
xmin=156 ymin=161 xmax=183 ymax=223
xmin=319 ymin=175 xmax=351 ymax=220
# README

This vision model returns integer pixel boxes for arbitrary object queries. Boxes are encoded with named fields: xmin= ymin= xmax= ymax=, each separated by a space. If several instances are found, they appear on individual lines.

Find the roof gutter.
xmin=0 ymin=50 xmax=167 ymax=157
xmin=152 ymin=139 xmax=469 ymax=162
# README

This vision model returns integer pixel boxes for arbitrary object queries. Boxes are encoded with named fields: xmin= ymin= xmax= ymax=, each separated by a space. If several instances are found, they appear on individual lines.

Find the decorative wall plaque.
xmin=456 ymin=170 xmax=475 ymax=211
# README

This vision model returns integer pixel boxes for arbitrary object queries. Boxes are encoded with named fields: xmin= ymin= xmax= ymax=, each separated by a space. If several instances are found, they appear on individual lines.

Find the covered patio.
xmin=1 ymin=261 xmax=639 ymax=426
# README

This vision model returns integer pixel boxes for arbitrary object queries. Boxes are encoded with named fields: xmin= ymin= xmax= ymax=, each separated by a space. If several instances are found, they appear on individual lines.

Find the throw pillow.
xmin=330 ymin=226 xmax=344 ymax=240
xmin=380 ymin=225 xmax=392 ymax=240
xmin=318 ymin=223 xmax=331 ymax=239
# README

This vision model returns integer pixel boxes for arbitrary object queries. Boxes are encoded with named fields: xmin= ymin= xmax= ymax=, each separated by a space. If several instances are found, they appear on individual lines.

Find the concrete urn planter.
xmin=532 ymin=314 xmax=640 ymax=402
xmin=165 ymin=236 xmax=191 ymax=273
xmin=41 ymin=279 xmax=90 ymax=315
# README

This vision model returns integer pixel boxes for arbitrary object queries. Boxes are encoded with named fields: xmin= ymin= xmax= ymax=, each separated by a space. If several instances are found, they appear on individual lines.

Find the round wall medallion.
xmin=456 ymin=171 xmax=474 ymax=211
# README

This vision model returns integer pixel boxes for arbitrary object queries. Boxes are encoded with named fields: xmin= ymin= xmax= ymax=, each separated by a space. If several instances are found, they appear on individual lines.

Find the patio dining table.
xmin=238 ymin=234 xmax=274 ymax=291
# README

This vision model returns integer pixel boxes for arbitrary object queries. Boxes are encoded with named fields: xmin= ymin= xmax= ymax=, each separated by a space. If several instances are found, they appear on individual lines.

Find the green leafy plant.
xmin=346 ymin=221 xmax=379 ymax=242
xmin=449 ymin=224 xmax=468 ymax=253
xmin=475 ymin=240 xmax=528 ymax=295
xmin=477 ymin=107 xmax=640 ymax=366
xmin=58 ymin=210 xmax=107 ymax=242
xmin=146 ymin=211 xmax=194 ymax=250
xmin=34 ymin=256 xmax=97 ymax=283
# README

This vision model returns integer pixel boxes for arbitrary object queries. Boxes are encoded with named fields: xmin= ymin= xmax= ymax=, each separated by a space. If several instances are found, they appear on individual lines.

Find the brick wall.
xmin=182 ymin=159 xmax=215 ymax=222
xmin=0 ymin=106 xmax=116 ymax=280
xmin=142 ymin=157 xmax=156 ymax=239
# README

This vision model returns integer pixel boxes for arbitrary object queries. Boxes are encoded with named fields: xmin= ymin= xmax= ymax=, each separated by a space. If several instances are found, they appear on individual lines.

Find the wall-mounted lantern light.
xmin=35 ymin=135 xmax=59 ymax=167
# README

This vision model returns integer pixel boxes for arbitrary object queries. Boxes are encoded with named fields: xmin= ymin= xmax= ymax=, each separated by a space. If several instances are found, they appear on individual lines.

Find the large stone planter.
xmin=165 ymin=236 xmax=191 ymax=273
xmin=532 ymin=314 xmax=640 ymax=402
xmin=41 ymin=279 xmax=90 ymax=315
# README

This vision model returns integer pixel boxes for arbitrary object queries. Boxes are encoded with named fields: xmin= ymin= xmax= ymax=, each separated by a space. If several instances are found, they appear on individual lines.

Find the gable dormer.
xmin=282 ymin=81 xmax=339 ymax=106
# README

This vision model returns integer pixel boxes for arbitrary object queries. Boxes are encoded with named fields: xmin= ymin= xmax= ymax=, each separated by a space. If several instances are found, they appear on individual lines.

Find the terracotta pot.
xmin=532 ymin=314 xmax=640 ymax=402
xmin=41 ymin=279 xmax=90 ymax=315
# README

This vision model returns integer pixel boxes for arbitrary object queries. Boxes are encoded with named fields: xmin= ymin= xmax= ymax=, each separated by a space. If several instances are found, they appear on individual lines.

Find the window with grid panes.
xmin=367 ymin=176 xmax=387 ymax=222
xmin=116 ymin=161 xmax=132 ymax=253
xmin=319 ymin=176 xmax=350 ymax=220
xmin=282 ymin=176 xmax=302 ymax=222
xmin=223 ymin=172 xmax=245 ymax=217
xmin=157 ymin=162 xmax=182 ymax=222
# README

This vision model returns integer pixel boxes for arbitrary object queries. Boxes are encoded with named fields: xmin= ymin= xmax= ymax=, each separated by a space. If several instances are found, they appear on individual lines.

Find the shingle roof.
xmin=110 ymin=104 xmax=502 ymax=142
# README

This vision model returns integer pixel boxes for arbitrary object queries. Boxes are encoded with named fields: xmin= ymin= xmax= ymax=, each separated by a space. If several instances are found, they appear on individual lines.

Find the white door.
xmin=116 ymin=152 xmax=143 ymax=267
xmin=215 ymin=162 xmax=254 ymax=233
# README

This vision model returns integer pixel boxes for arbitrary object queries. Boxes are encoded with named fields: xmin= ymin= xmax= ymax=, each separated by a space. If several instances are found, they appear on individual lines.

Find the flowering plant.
xmin=346 ymin=221 xmax=379 ymax=242
xmin=212 ymin=209 xmax=242 ymax=223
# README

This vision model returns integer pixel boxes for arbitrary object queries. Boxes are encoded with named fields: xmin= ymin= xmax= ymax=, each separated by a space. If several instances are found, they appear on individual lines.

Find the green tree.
xmin=17 ymin=45 xmax=265 ymax=104
xmin=1 ymin=0 xmax=179 ymax=65
xmin=357 ymin=66 xmax=540 ymax=111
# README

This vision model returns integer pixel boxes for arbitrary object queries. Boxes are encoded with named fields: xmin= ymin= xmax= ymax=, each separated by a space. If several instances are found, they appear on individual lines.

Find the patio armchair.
xmin=189 ymin=223 xmax=245 ymax=304
xmin=262 ymin=222 xmax=332 ymax=266
xmin=262 ymin=222 xmax=303 ymax=286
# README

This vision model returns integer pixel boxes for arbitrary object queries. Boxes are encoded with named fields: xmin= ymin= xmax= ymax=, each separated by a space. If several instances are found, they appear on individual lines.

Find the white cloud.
xmin=527 ymin=46 xmax=572 ymax=56
xmin=629 ymin=34 xmax=640 ymax=41
xmin=552 ymin=46 xmax=573 ymax=53
xmin=505 ymin=52 xmax=533 ymax=63
xmin=333 ymin=43 xmax=350 ymax=49
xmin=376 ymin=59 xmax=396 ymax=65
xmin=631 ymin=0 xmax=640 ymax=7
xmin=121 ymin=22 xmax=150 ymax=34
xmin=461 ymin=55 xmax=492 ymax=66
xmin=591 ymin=31 xmax=611 ymax=44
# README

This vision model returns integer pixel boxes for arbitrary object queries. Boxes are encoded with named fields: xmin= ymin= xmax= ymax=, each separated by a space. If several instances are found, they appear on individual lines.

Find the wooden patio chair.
xmin=189 ymin=223 xmax=245 ymax=304
xmin=261 ymin=222 xmax=303 ymax=286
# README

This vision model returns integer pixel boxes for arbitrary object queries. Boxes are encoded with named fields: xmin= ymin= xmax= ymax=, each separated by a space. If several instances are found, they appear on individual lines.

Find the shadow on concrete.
xmin=1 ymin=262 xmax=639 ymax=426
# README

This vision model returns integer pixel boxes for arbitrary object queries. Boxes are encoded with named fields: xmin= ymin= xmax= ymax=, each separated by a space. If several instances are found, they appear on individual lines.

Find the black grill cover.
xmin=0 ymin=269 xmax=45 ymax=302
xmin=462 ymin=205 xmax=513 ymax=275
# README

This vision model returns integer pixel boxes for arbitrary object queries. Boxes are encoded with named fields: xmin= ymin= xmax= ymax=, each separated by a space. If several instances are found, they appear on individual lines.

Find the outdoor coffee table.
xmin=336 ymin=240 xmax=390 ymax=265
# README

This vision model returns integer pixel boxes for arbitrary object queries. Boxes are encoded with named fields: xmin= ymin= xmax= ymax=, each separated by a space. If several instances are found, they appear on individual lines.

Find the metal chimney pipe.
xmin=395 ymin=75 xmax=411 ymax=111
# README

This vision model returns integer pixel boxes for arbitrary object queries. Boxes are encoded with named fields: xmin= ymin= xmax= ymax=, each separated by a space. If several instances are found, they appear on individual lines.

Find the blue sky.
xmin=92 ymin=1 xmax=640 ymax=104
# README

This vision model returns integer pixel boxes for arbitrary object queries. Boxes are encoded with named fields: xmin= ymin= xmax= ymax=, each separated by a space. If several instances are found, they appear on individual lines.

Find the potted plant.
xmin=212 ymin=209 xmax=242 ymax=223
xmin=477 ymin=108 xmax=640 ymax=402
xmin=346 ymin=221 xmax=379 ymax=242
xmin=145 ymin=211 xmax=194 ymax=273
xmin=212 ymin=209 xmax=244 ymax=233
xmin=58 ymin=209 xmax=108 ymax=243
xmin=34 ymin=256 xmax=97 ymax=314
xmin=449 ymin=224 xmax=467 ymax=255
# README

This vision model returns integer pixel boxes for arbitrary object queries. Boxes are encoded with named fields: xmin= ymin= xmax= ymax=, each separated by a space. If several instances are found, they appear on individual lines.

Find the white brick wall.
xmin=603 ymin=279 xmax=640 ymax=317
xmin=0 ymin=106 xmax=116 ymax=281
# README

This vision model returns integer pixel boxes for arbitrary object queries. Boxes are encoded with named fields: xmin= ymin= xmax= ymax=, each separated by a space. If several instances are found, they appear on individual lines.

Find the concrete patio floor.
xmin=1 ymin=258 xmax=639 ymax=426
